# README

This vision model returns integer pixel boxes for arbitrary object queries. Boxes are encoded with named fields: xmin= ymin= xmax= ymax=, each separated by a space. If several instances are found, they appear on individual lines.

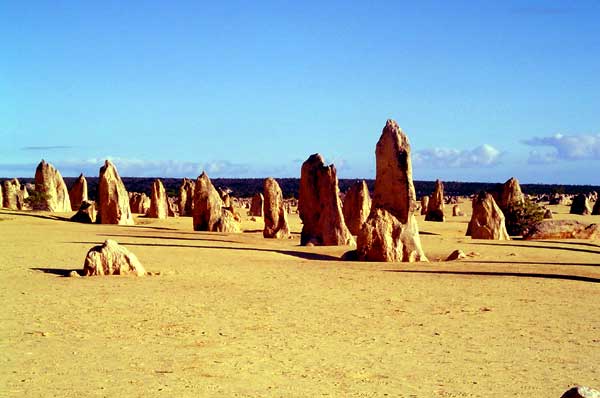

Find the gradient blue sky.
xmin=1 ymin=1 xmax=599 ymax=183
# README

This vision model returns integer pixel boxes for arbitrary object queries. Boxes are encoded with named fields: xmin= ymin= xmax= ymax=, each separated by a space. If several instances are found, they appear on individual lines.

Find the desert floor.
xmin=0 ymin=203 xmax=598 ymax=397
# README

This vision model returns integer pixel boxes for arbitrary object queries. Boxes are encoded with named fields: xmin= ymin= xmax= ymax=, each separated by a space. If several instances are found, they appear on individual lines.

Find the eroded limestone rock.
xmin=83 ymin=239 xmax=145 ymax=276
xmin=263 ymin=177 xmax=290 ymax=239
xmin=96 ymin=160 xmax=134 ymax=225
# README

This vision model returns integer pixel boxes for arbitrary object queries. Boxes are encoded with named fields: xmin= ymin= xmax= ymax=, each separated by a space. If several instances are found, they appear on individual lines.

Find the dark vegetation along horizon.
xmin=10 ymin=177 xmax=600 ymax=202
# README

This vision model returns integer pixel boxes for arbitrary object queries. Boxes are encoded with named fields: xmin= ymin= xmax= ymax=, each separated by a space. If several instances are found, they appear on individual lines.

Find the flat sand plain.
xmin=1 ymin=203 xmax=598 ymax=397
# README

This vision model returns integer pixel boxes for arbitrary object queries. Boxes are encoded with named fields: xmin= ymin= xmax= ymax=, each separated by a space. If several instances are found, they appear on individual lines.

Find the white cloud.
xmin=0 ymin=157 xmax=305 ymax=179
xmin=60 ymin=157 xmax=255 ymax=178
xmin=524 ymin=133 xmax=600 ymax=162
xmin=413 ymin=144 xmax=502 ymax=168
xmin=527 ymin=150 xmax=557 ymax=164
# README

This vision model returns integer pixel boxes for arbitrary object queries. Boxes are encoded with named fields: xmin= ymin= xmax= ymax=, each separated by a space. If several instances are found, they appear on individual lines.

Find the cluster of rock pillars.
xmin=3 ymin=119 xmax=600 ymax=270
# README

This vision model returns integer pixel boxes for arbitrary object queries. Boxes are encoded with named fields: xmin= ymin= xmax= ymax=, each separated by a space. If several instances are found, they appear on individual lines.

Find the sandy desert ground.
xmin=0 ymin=202 xmax=598 ymax=397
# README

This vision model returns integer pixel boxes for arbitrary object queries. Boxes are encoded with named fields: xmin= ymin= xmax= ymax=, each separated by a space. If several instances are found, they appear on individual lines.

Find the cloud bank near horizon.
xmin=413 ymin=144 xmax=502 ymax=168
xmin=0 ymin=157 xmax=305 ymax=179
xmin=524 ymin=133 xmax=600 ymax=163
xmin=2 ymin=135 xmax=599 ymax=184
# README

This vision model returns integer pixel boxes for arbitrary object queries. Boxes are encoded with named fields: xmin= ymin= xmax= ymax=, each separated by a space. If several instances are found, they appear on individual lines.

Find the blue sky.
xmin=1 ymin=1 xmax=599 ymax=183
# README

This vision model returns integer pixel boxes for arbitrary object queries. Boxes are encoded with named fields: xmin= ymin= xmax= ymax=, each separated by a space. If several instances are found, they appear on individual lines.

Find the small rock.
xmin=83 ymin=240 xmax=146 ymax=276
xmin=525 ymin=220 xmax=600 ymax=240
xmin=561 ymin=386 xmax=600 ymax=398
xmin=69 ymin=270 xmax=80 ymax=277
xmin=466 ymin=251 xmax=481 ymax=257
xmin=446 ymin=249 xmax=466 ymax=261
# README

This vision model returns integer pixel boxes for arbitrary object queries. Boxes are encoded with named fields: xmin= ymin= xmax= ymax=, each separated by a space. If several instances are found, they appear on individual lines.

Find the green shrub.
xmin=504 ymin=198 xmax=545 ymax=237
xmin=25 ymin=190 xmax=50 ymax=210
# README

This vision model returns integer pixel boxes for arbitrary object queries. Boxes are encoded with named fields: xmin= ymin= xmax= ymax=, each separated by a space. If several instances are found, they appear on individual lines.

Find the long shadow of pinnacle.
xmin=67 ymin=241 xmax=341 ymax=262
xmin=384 ymin=269 xmax=600 ymax=284
xmin=0 ymin=210 xmax=70 ymax=222
xmin=471 ymin=241 xmax=600 ymax=256
xmin=96 ymin=233 xmax=240 ymax=244
xmin=31 ymin=267 xmax=77 ymax=277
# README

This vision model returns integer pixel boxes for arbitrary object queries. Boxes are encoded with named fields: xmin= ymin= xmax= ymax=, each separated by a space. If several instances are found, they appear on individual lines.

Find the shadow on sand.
xmin=31 ymin=267 xmax=78 ymax=277
xmin=96 ymin=233 xmax=240 ymax=244
xmin=121 ymin=224 xmax=179 ymax=231
xmin=416 ymin=230 xmax=440 ymax=236
xmin=384 ymin=269 xmax=599 ymax=284
xmin=0 ymin=210 xmax=70 ymax=222
xmin=467 ymin=260 xmax=599 ymax=267
xmin=471 ymin=241 xmax=600 ymax=256
xmin=67 ymin=241 xmax=341 ymax=262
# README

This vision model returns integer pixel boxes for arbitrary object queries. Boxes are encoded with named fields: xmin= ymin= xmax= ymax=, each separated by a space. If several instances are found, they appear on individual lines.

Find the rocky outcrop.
xmin=69 ymin=174 xmax=88 ymax=211
xmin=298 ymin=154 xmax=354 ymax=246
xmin=193 ymin=172 xmax=223 ymax=231
xmin=570 ymin=194 xmax=592 ymax=215
xmin=96 ymin=160 xmax=134 ymax=225
xmin=34 ymin=160 xmax=71 ymax=212
xmin=466 ymin=192 xmax=510 ymax=240
xmin=20 ymin=185 xmax=30 ymax=210
xmin=192 ymin=172 xmax=240 ymax=232
xmin=147 ymin=179 xmax=168 ymax=219
xmin=561 ymin=386 xmax=600 ymax=398
xmin=358 ymin=208 xmax=426 ymax=262
xmin=167 ymin=197 xmax=179 ymax=217
xmin=82 ymin=239 xmax=146 ymax=276
xmin=446 ymin=249 xmax=466 ymax=261
xmin=420 ymin=196 xmax=429 ymax=215
xmin=356 ymin=119 xmax=427 ymax=262
xmin=220 ymin=191 xmax=232 ymax=208
xmin=178 ymin=178 xmax=195 ymax=216
xmin=263 ymin=178 xmax=290 ymax=239
xmin=2 ymin=179 xmax=23 ymax=210
xmin=129 ymin=192 xmax=150 ymax=214
xmin=218 ymin=208 xmax=241 ymax=232
xmin=216 ymin=188 xmax=232 ymax=207
xmin=524 ymin=220 xmax=600 ymax=240
xmin=71 ymin=200 xmax=96 ymax=223
xmin=452 ymin=205 xmax=464 ymax=217
xmin=249 ymin=192 xmax=264 ymax=217
xmin=425 ymin=179 xmax=445 ymax=221
xmin=342 ymin=180 xmax=371 ymax=235
xmin=549 ymin=194 xmax=570 ymax=205
xmin=593 ymin=199 xmax=600 ymax=215
xmin=498 ymin=177 xmax=524 ymax=211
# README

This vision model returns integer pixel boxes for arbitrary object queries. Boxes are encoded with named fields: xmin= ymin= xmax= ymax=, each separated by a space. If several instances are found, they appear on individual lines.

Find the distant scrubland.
xmin=8 ymin=177 xmax=600 ymax=201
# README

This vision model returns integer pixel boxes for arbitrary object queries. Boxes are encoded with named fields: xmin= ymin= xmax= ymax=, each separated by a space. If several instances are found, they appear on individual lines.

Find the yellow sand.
xmin=0 ymin=203 xmax=598 ymax=397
